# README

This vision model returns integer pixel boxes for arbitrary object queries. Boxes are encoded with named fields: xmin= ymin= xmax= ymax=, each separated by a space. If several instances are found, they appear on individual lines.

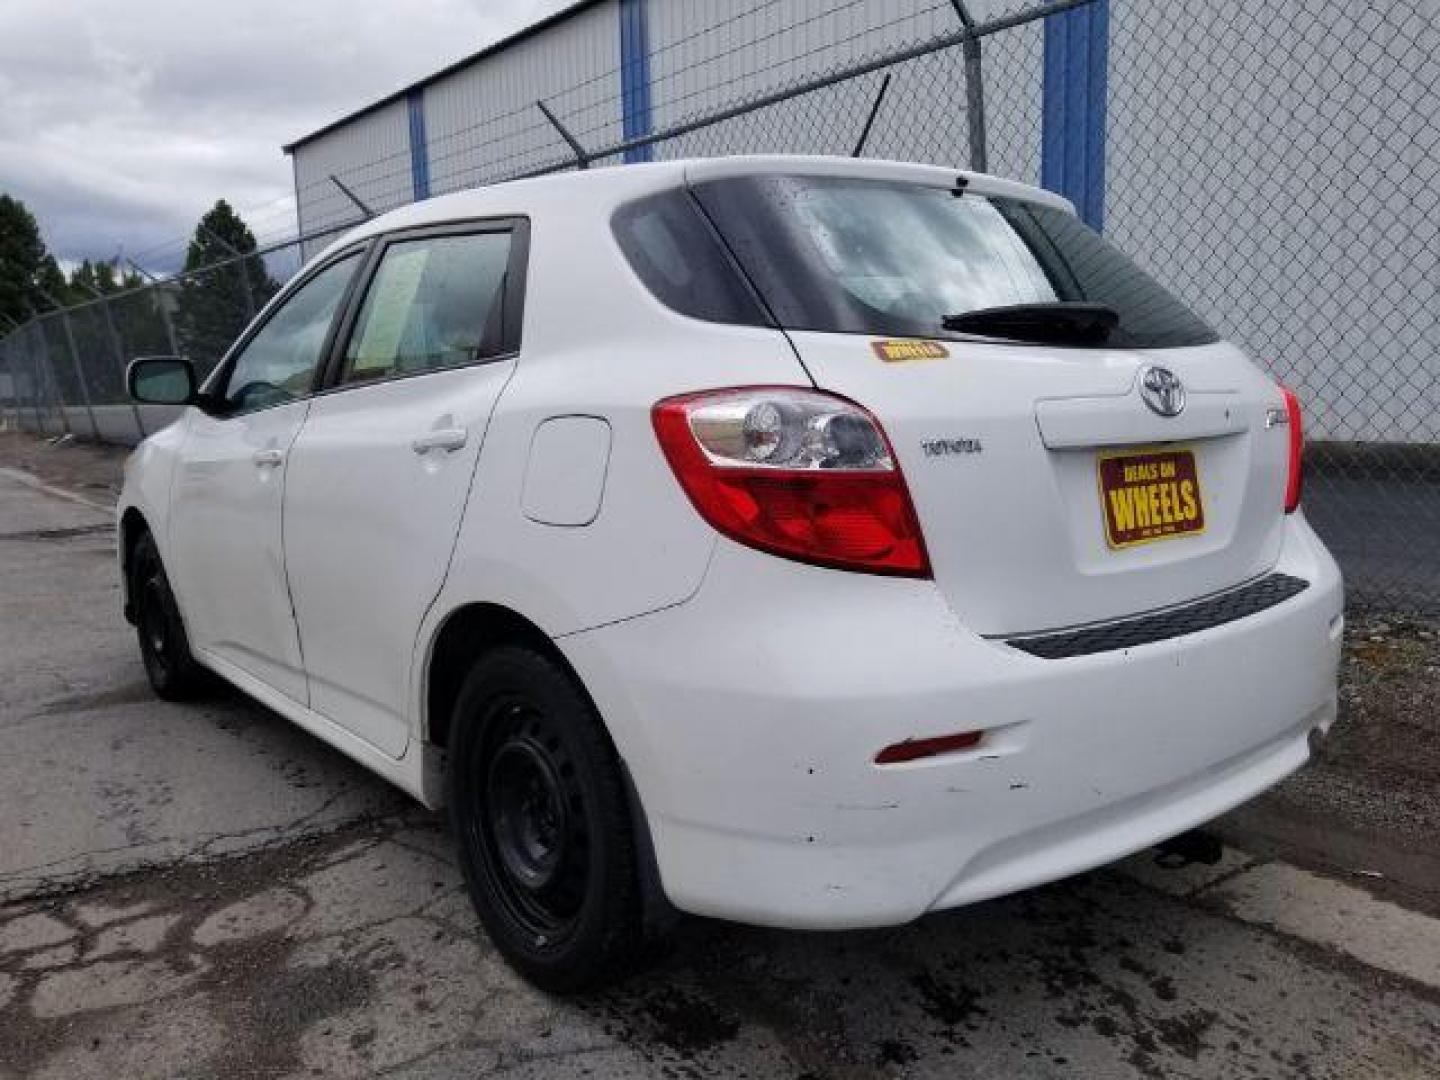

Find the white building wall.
xmin=292 ymin=99 xmax=413 ymax=258
xmin=287 ymin=0 xmax=1047 ymax=249
xmin=283 ymin=0 xmax=1433 ymax=443
xmin=424 ymin=1 xmax=622 ymax=194
xmin=645 ymin=0 xmax=1041 ymax=182
xmin=1106 ymin=0 xmax=1439 ymax=442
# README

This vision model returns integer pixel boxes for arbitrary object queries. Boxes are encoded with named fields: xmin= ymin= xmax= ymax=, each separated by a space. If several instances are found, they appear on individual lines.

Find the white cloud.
xmin=0 ymin=0 xmax=571 ymax=273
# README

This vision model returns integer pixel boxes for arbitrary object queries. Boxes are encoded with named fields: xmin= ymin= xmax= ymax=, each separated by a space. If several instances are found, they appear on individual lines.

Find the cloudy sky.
xmin=0 ymin=0 xmax=568 ymax=274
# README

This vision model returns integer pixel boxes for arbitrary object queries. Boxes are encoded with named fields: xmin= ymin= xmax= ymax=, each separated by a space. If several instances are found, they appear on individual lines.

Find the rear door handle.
xmin=252 ymin=448 xmax=283 ymax=467
xmin=411 ymin=427 xmax=469 ymax=454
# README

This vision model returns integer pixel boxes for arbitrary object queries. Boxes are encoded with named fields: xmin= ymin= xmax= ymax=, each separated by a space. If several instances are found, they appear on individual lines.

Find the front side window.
xmin=220 ymin=251 xmax=359 ymax=413
xmin=690 ymin=175 xmax=1218 ymax=349
xmin=339 ymin=231 xmax=513 ymax=385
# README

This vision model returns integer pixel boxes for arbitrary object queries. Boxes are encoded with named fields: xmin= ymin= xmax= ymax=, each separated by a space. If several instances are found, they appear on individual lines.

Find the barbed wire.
xmin=117 ymin=0 xmax=951 ymax=273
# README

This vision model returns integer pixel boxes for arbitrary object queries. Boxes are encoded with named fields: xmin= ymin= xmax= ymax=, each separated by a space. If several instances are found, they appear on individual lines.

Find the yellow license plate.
xmin=1097 ymin=447 xmax=1205 ymax=549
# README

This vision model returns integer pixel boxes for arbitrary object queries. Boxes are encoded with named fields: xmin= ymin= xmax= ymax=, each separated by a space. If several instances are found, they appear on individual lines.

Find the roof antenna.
xmin=850 ymin=73 xmax=892 ymax=158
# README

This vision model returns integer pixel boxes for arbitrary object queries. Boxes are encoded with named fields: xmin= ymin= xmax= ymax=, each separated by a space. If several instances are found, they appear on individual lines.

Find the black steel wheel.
xmin=130 ymin=531 xmax=207 ymax=700
xmin=449 ymin=646 xmax=644 ymax=992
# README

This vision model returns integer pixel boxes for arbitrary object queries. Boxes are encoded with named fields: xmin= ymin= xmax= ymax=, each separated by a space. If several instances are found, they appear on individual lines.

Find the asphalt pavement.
xmin=1 ymin=466 xmax=1438 ymax=1079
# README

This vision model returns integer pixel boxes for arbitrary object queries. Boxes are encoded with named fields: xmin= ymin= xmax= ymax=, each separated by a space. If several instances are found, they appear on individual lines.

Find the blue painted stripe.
xmin=1041 ymin=0 xmax=1108 ymax=229
xmin=619 ymin=0 xmax=653 ymax=163
xmin=407 ymin=88 xmax=431 ymax=200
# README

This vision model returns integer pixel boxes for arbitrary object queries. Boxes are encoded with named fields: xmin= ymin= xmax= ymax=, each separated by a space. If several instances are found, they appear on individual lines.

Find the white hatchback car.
xmin=121 ymin=156 xmax=1341 ymax=990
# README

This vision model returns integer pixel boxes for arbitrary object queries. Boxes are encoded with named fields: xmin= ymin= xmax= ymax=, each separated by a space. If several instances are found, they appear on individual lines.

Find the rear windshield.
xmin=687 ymin=174 xmax=1218 ymax=349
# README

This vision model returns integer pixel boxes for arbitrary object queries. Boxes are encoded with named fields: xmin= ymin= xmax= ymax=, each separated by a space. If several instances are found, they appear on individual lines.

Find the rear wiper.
xmin=942 ymin=301 xmax=1119 ymax=346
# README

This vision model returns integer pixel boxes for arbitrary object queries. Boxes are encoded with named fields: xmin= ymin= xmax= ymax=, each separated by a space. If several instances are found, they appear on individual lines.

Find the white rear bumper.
xmin=558 ymin=515 xmax=1342 ymax=929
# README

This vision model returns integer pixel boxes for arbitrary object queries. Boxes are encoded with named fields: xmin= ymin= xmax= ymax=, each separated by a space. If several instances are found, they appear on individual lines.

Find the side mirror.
xmin=127 ymin=356 xmax=197 ymax=406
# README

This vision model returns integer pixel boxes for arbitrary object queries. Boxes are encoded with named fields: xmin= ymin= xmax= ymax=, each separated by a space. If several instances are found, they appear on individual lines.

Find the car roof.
xmin=312 ymin=154 xmax=1075 ymax=263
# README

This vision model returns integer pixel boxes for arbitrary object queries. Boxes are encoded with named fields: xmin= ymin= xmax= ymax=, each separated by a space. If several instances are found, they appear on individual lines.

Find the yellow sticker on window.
xmin=871 ymin=339 xmax=950 ymax=363
xmin=350 ymin=246 xmax=430 ymax=375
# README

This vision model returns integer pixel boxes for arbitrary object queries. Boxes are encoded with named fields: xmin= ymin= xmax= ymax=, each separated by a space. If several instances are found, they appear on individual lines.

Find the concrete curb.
xmin=0 ymin=466 xmax=115 ymax=515
xmin=1117 ymin=846 xmax=1440 ymax=992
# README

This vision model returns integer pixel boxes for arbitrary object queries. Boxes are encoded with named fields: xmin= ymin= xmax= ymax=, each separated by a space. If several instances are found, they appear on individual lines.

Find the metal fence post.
xmin=25 ymin=326 xmax=44 ymax=434
xmin=851 ymin=74 xmax=893 ymax=157
xmin=0 ymin=314 xmax=18 ymax=425
xmin=199 ymin=224 xmax=257 ymax=319
xmin=948 ymin=1 xmax=988 ymax=173
xmin=130 ymin=266 xmax=185 ymax=360
xmin=158 ymin=290 xmax=181 ymax=360
xmin=100 ymin=297 xmax=147 ymax=440
xmin=55 ymin=309 xmax=99 ymax=439
xmin=328 ymin=174 xmax=375 ymax=218
xmin=2 ymin=344 xmax=18 ymax=430
xmin=10 ymin=341 xmax=28 ymax=431
xmin=236 ymin=255 xmax=257 ymax=321
xmin=33 ymin=322 xmax=69 ymax=437
xmin=73 ymin=279 xmax=147 ymax=442
xmin=535 ymin=100 xmax=591 ymax=169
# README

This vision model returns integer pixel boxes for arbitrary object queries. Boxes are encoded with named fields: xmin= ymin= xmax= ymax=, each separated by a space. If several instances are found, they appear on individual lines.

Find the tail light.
xmin=652 ymin=387 xmax=930 ymax=577
xmin=1278 ymin=385 xmax=1304 ymax=513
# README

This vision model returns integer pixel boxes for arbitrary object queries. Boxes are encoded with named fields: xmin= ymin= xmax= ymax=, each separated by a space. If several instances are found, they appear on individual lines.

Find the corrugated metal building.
xmin=283 ymin=0 xmax=1438 ymax=443
xmin=283 ymin=0 xmax=1042 ymax=251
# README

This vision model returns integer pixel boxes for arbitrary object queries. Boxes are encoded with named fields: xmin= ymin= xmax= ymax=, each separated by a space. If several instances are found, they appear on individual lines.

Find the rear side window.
xmin=340 ymin=230 xmax=513 ymax=385
xmin=690 ymin=175 xmax=1218 ymax=349
xmin=612 ymin=190 xmax=770 ymax=326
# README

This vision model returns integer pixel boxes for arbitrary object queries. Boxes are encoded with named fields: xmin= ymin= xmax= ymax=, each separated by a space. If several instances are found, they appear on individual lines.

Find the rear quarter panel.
xmin=415 ymin=176 xmax=810 ymax=722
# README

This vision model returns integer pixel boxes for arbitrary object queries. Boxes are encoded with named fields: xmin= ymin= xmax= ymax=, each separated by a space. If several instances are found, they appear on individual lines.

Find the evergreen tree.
xmin=34 ymin=255 xmax=68 ymax=309
xmin=175 ymin=200 xmax=279 ymax=373
xmin=0 ymin=194 xmax=57 ymax=324
xmin=94 ymin=260 xmax=120 ymax=295
xmin=63 ymin=258 xmax=123 ymax=302
xmin=69 ymin=259 xmax=101 ymax=298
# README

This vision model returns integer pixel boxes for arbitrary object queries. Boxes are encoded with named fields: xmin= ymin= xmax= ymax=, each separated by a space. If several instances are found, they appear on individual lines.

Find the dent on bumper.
xmin=559 ymin=517 xmax=1343 ymax=929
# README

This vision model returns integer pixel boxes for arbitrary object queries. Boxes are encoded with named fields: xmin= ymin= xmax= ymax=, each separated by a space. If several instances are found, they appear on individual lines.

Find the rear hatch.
xmin=689 ymin=164 xmax=1293 ymax=635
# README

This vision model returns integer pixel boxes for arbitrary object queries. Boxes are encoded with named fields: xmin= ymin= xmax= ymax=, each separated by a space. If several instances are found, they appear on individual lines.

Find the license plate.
xmin=1097 ymin=447 xmax=1205 ymax=549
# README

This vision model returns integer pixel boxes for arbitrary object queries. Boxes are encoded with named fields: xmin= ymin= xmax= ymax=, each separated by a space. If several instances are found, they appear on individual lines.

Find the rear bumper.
xmin=558 ymin=515 xmax=1342 ymax=929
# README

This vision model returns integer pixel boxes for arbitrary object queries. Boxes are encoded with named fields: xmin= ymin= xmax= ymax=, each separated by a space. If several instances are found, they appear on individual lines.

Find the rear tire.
xmin=130 ymin=531 xmax=208 ymax=700
xmin=448 ymin=646 xmax=644 ymax=992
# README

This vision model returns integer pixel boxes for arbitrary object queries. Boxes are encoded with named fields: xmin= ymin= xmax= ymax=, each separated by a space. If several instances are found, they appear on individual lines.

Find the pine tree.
xmin=175 ymin=200 xmax=279 ymax=374
xmin=0 ymin=194 xmax=58 ymax=324
xmin=34 ymin=256 xmax=68 ymax=309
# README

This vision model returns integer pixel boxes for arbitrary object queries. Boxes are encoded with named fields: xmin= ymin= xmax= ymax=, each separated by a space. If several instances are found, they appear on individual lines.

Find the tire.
xmin=448 ymin=646 xmax=644 ymax=992
xmin=129 ymin=531 xmax=208 ymax=701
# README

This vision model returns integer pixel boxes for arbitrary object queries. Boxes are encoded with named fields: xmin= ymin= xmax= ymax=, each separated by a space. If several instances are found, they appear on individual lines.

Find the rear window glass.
xmin=612 ymin=189 xmax=770 ymax=326
xmin=690 ymin=175 xmax=1218 ymax=349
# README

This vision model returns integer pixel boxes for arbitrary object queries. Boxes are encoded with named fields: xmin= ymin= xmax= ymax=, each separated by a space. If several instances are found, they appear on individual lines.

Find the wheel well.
xmin=422 ymin=602 xmax=676 ymax=931
xmin=119 ymin=509 xmax=150 ymax=622
xmin=425 ymin=603 xmax=573 ymax=749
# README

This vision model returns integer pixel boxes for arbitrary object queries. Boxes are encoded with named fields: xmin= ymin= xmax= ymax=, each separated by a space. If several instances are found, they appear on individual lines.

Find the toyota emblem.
xmin=1140 ymin=366 xmax=1186 ymax=418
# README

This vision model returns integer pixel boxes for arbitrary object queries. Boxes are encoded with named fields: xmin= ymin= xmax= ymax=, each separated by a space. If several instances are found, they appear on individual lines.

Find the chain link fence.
xmin=1 ymin=0 xmax=1435 ymax=613
xmin=1105 ymin=0 xmax=1439 ymax=617
xmin=1 ymin=244 xmax=301 ymax=443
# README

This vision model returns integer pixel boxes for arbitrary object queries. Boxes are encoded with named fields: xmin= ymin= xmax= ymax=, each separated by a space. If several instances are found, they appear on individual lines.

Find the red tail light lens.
xmin=652 ymin=387 xmax=930 ymax=577
xmin=1280 ymin=385 xmax=1303 ymax=513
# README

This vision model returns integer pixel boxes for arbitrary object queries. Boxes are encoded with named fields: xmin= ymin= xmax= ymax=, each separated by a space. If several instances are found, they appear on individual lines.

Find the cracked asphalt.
xmin=2 ymin=438 xmax=1439 ymax=1078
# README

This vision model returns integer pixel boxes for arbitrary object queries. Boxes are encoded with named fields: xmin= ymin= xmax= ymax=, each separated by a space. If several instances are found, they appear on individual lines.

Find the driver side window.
xmin=221 ymin=251 xmax=360 ymax=413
